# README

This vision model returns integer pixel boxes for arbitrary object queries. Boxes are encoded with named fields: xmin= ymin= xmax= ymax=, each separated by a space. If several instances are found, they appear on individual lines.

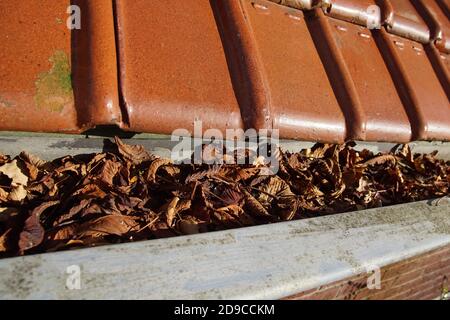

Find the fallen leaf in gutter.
xmin=19 ymin=201 xmax=59 ymax=253
xmin=165 ymin=196 xmax=180 ymax=227
xmin=0 ymin=160 xmax=28 ymax=186
xmin=0 ymin=228 xmax=12 ymax=252
xmin=8 ymin=185 xmax=27 ymax=202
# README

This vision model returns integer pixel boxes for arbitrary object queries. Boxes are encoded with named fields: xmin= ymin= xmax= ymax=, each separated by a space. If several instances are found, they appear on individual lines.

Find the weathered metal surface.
xmin=1 ymin=134 xmax=449 ymax=161
xmin=0 ymin=0 xmax=449 ymax=143
xmin=0 ymin=199 xmax=448 ymax=299
xmin=114 ymin=0 xmax=244 ymax=135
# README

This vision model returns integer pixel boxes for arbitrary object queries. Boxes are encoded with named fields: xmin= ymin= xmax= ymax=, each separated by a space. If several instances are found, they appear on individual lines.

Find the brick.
xmin=285 ymin=245 xmax=450 ymax=300
xmin=298 ymin=285 xmax=341 ymax=300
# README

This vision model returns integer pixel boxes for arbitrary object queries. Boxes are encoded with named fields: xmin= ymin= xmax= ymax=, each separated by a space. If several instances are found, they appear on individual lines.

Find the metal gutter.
xmin=0 ymin=135 xmax=449 ymax=299
xmin=1 ymin=134 xmax=450 ymax=160
xmin=0 ymin=199 xmax=449 ymax=299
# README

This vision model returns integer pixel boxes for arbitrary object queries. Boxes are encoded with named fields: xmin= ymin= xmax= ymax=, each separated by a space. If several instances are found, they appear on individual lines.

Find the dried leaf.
xmin=165 ymin=196 xmax=180 ymax=227
xmin=97 ymin=160 xmax=121 ymax=185
xmin=147 ymin=158 xmax=172 ymax=182
xmin=242 ymin=189 xmax=270 ymax=217
xmin=0 ymin=153 xmax=9 ymax=166
xmin=0 ymin=138 xmax=448 ymax=258
xmin=220 ymin=188 xmax=243 ymax=206
xmin=252 ymin=156 xmax=266 ymax=167
xmin=115 ymin=136 xmax=154 ymax=165
xmin=50 ymin=223 xmax=79 ymax=241
xmin=19 ymin=201 xmax=59 ymax=253
xmin=73 ymin=184 xmax=107 ymax=199
xmin=0 ymin=187 xmax=9 ymax=202
xmin=8 ymin=185 xmax=27 ymax=202
xmin=77 ymin=215 xmax=139 ymax=238
xmin=0 ymin=229 xmax=12 ymax=253
xmin=363 ymin=155 xmax=397 ymax=167
xmin=0 ymin=160 xmax=28 ymax=186
xmin=19 ymin=151 xmax=48 ymax=169
xmin=178 ymin=216 xmax=205 ymax=235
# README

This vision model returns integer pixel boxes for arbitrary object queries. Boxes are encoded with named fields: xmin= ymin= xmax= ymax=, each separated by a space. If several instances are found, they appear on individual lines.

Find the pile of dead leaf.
xmin=0 ymin=138 xmax=449 ymax=258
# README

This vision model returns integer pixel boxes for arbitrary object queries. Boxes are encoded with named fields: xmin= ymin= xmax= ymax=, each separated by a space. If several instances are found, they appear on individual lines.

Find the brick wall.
xmin=285 ymin=245 xmax=450 ymax=300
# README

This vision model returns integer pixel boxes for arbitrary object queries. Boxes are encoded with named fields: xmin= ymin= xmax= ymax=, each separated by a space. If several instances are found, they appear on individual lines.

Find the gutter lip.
xmin=0 ymin=195 xmax=448 ymax=299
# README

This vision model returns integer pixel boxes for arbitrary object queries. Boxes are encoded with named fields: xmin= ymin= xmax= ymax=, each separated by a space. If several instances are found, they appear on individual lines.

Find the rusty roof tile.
xmin=376 ymin=29 xmax=450 ymax=140
xmin=0 ymin=0 xmax=79 ymax=132
xmin=114 ymin=0 xmax=244 ymax=135
xmin=377 ymin=0 xmax=431 ymax=43
xmin=318 ymin=11 xmax=413 ymax=142
xmin=71 ymin=0 xmax=122 ymax=129
xmin=218 ymin=0 xmax=347 ymax=142
xmin=0 ymin=0 xmax=449 ymax=143
xmin=0 ymin=0 xmax=120 ymax=133
xmin=326 ymin=0 xmax=382 ymax=29
xmin=413 ymin=0 xmax=450 ymax=53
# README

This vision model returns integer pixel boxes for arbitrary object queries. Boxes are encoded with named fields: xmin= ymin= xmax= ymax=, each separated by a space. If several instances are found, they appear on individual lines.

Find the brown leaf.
xmin=185 ymin=165 xmax=226 ymax=183
xmin=50 ymin=223 xmax=79 ymax=241
xmin=73 ymin=184 xmax=107 ymax=199
xmin=165 ymin=196 xmax=180 ymax=227
xmin=356 ymin=177 xmax=370 ymax=193
xmin=397 ymin=144 xmax=413 ymax=163
xmin=54 ymin=198 xmax=93 ymax=226
xmin=97 ymin=160 xmax=121 ymax=185
xmin=363 ymin=155 xmax=397 ymax=167
xmin=220 ymin=188 xmax=243 ymax=206
xmin=0 ymin=153 xmax=9 ymax=166
xmin=19 ymin=152 xmax=51 ymax=180
xmin=19 ymin=201 xmax=59 ymax=253
xmin=307 ymin=143 xmax=333 ymax=159
xmin=242 ymin=189 xmax=271 ymax=218
xmin=188 ymin=186 xmax=213 ymax=222
xmin=147 ymin=158 xmax=172 ymax=182
xmin=161 ymin=165 xmax=181 ymax=178
xmin=178 ymin=220 xmax=200 ymax=235
xmin=0 ymin=228 xmax=12 ymax=253
xmin=76 ymin=215 xmax=139 ymax=238
xmin=0 ymin=160 xmax=28 ymax=186
xmin=177 ymin=216 xmax=206 ymax=235
xmin=8 ymin=185 xmax=27 ymax=202
xmin=55 ymin=159 xmax=84 ymax=176
xmin=0 ymin=187 xmax=9 ymax=202
xmin=20 ymin=151 xmax=48 ymax=169
xmin=234 ymin=167 xmax=261 ymax=181
xmin=114 ymin=136 xmax=154 ymax=165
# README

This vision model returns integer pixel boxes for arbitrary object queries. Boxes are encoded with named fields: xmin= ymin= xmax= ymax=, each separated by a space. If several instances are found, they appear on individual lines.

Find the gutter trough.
xmin=0 ymin=134 xmax=449 ymax=299
xmin=0 ymin=198 xmax=448 ymax=299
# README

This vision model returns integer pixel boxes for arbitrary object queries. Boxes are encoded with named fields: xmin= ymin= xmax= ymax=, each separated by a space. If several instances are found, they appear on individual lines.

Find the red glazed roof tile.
xmin=0 ymin=0 xmax=449 ymax=142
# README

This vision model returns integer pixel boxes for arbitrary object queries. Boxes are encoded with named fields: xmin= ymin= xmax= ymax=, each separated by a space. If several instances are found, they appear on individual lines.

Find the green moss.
xmin=34 ymin=50 xmax=73 ymax=112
